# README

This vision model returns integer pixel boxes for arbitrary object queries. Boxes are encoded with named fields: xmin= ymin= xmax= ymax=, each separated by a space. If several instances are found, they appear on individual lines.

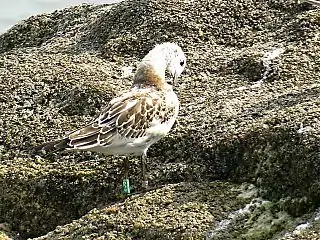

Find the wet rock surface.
xmin=0 ymin=0 xmax=320 ymax=239
xmin=33 ymin=182 xmax=251 ymax=240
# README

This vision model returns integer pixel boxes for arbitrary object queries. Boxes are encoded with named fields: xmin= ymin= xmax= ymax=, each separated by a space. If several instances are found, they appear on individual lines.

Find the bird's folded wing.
xmin=68 ymin=90 xmax=173 ymax=149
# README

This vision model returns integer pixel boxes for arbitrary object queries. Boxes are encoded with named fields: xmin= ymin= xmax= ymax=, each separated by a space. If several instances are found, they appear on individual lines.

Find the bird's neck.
xmin=133 ymin=55 xmax=167 ymax=89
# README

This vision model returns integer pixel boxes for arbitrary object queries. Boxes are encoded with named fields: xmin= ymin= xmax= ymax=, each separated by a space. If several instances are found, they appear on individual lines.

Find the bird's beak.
xmin=167 ymin=72 xmax=178 ymax=86
xmin=173 ymin=72 xmax=178 ymax=86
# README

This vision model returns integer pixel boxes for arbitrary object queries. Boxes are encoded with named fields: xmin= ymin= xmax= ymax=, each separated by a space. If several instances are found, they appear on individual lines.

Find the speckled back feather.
xmin=35 ymin=42 xmax=185 ymax=156
xmin=65 ymin=86 xmax=178 ymax=154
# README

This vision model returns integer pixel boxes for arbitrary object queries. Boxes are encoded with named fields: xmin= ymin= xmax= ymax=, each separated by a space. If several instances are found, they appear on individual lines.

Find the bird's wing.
xmin=67 ymin=89 xmax=176 ymax=149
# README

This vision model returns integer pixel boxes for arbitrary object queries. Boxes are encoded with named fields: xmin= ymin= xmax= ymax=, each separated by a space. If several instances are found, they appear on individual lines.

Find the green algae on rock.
xmin=32 ymin=182 xmax=250 ymax=240
xmin=0 ymin=0 xmax=320 ymax=239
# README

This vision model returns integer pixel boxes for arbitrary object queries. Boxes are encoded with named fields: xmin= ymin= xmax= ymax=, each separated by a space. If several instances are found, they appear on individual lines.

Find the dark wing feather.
xmin=67 ymin=90 xmax=171 ymax=149
xmin=35 ymin=90 xmax=177 ymax=152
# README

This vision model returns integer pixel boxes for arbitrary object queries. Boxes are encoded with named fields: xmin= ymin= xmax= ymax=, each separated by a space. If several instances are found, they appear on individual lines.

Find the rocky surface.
xmin=33 ymin=182 xmax=254 ymax=240
xmin=0 ymin=0 xmax=320 ymax=239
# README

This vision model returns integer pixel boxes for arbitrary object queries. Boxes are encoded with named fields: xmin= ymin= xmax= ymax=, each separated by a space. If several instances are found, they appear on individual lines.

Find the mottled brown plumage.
xmin=65 ymin=87 xmax=178 ymax=155
xmin=37 ymin=42 xmax=185 ymax=157
xmin=36 ymin=42 xmax=186 ymax=190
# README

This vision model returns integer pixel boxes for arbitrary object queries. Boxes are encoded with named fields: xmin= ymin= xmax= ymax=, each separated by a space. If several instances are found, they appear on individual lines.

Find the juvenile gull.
xmin=36 ymin=42 xmax=186 ymax=192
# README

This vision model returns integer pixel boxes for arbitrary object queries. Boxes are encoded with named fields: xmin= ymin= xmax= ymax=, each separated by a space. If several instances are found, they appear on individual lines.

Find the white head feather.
xmin=133 ymin=42 xmax=186 ymax=88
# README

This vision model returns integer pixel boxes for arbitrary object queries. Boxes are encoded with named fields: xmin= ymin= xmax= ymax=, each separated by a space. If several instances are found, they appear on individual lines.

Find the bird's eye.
xmin=180 ymin=60 xmax=185 ymax=66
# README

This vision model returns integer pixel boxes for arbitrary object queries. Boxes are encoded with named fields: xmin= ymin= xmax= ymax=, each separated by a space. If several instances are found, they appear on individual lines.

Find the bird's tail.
xmin=33 ymin=138 xmax=71 ymax=152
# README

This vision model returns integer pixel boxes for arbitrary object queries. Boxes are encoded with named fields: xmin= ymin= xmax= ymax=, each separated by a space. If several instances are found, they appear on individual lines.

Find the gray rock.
xmin=0 ymin=0 xmax=320 ymax=239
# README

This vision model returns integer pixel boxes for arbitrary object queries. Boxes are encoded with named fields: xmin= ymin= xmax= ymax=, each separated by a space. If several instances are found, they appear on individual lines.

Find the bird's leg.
xmin=122 ymin=156 xmax=131 ymax=194
xmin=141 ymin=153 xmax=148 ymax=190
